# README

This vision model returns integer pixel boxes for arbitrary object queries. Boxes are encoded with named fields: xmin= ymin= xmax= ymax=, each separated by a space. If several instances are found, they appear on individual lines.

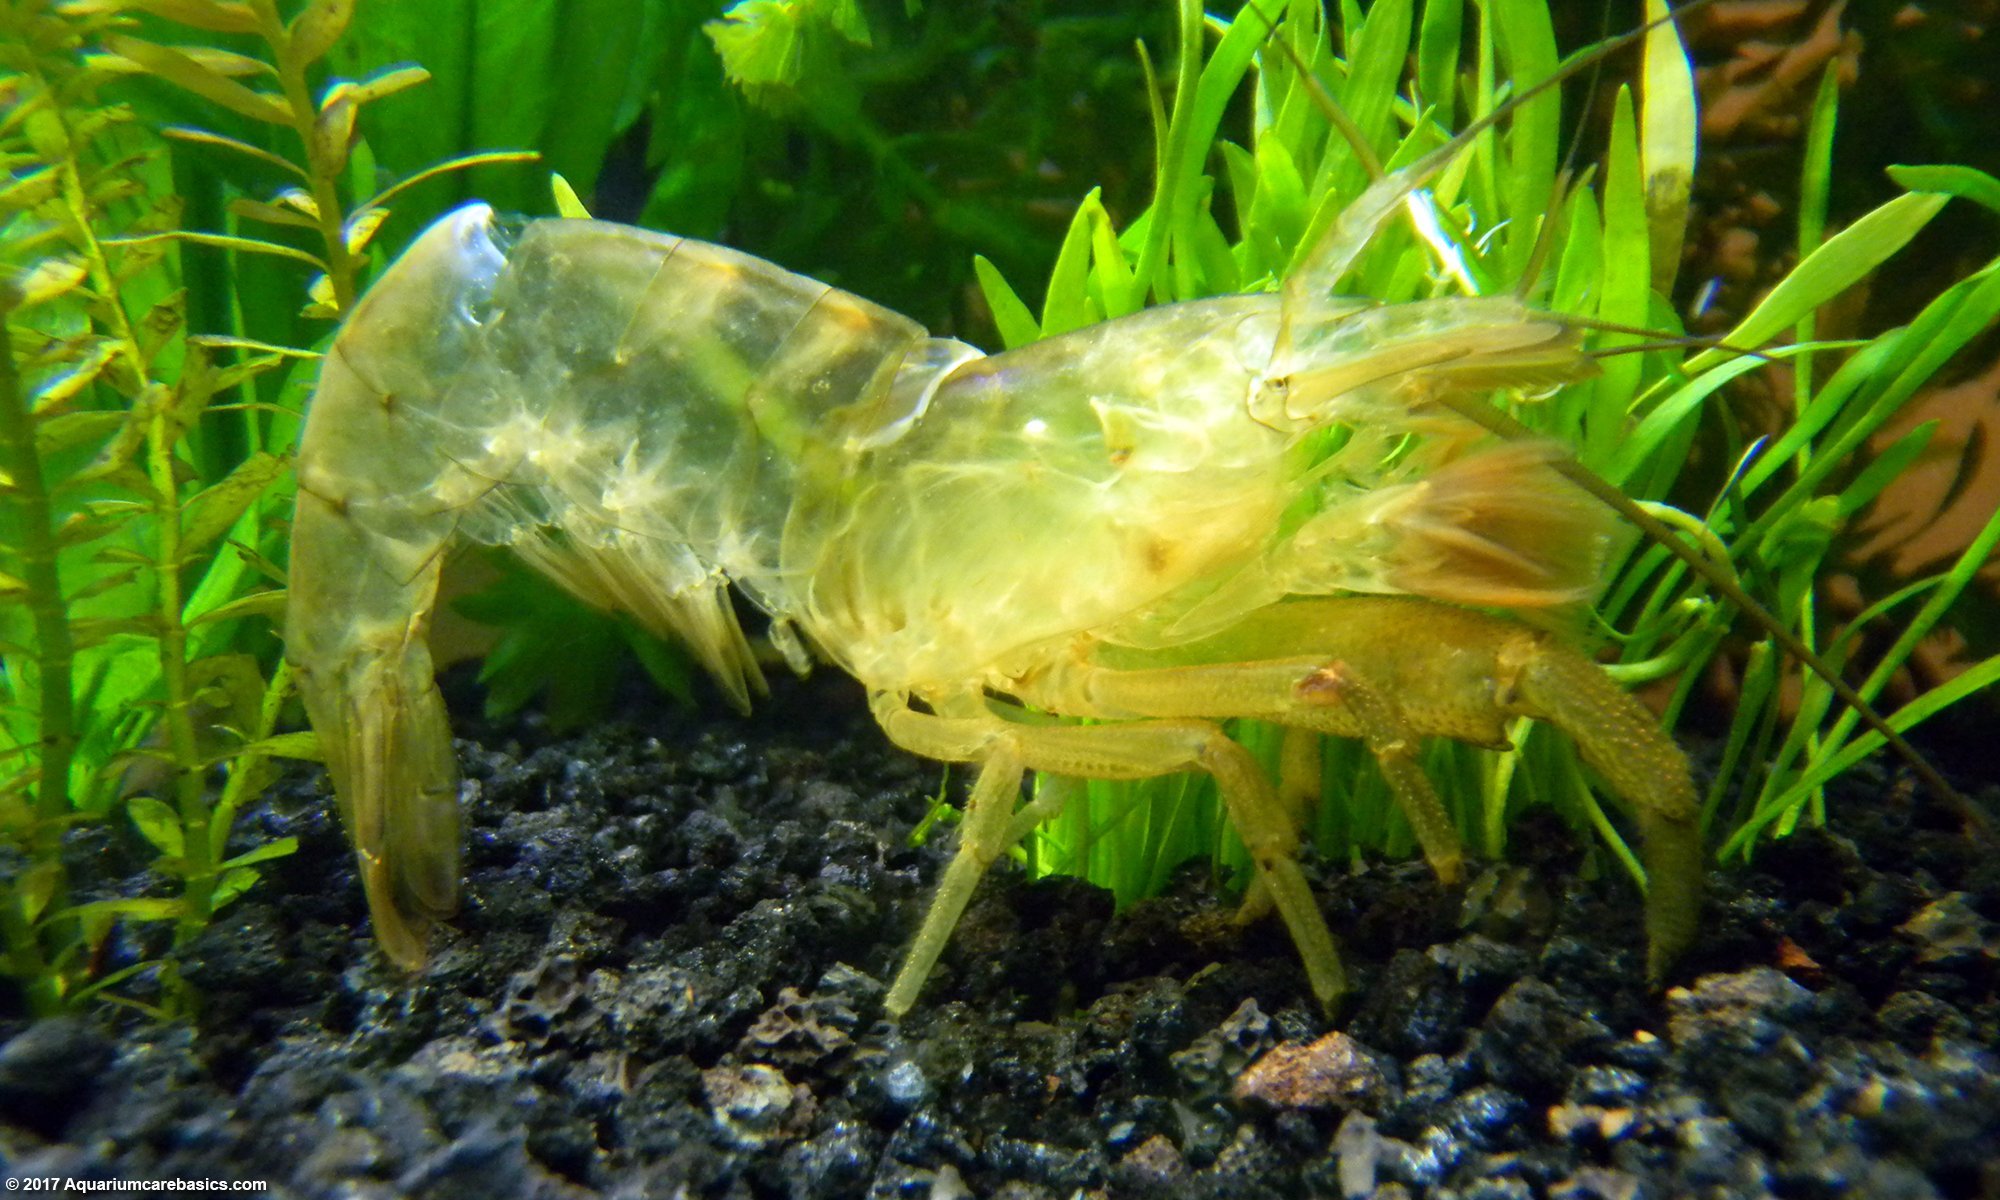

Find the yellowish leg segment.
xmin=871 ymin=691 xmax=1346 ymax=1016
xmin=1070 ymin=656 xmax=1469 ymax=888
xmin=874 ymin=597 xmax=1701 ymax=1017
xmin=1040 ymin=597 xmax=1703 ymax=987
xmin=1496 ymin=634 xmax=1702 ymax=980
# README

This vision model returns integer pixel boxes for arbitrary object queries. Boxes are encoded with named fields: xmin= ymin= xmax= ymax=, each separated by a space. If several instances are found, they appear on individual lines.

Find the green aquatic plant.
xmin=0 ymin=0 xmax=525 ymax=1016
xmin=956 ymin=0 xmax=2000 ymax=905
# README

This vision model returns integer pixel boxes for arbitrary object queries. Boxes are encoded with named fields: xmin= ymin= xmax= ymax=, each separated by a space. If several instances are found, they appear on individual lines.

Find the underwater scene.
xmin=2 ymin=0 xmax=1997 ymax=1195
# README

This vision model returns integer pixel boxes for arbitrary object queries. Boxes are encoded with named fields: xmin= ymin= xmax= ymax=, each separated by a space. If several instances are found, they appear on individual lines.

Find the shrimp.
xmin=285 ymin=187 xmax=1701 ymax=1014
xmin=286 ymin=24 xmax=1708 ymax=1016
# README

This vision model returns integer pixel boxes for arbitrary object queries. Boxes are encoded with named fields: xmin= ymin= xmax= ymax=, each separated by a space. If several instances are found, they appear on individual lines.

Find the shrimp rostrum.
xmin=288 ymin=151 xmax=1702 ymax=1018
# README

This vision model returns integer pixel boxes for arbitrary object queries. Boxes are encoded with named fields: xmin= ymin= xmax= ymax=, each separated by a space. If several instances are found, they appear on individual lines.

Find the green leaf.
xmin=30 ymin=339 xmax=118 ymax=414
xmin=0 ymin=165 xmax=63 ymax=213
xmin=99 ymin=33 xmax=292 ymax=125
xmin=14 ymin=862 xmax=61 ymax=925
xmin=61 ymin=0 xmax=261 ymax=34
xmin=705 ymin=0 xmax=868 ymax=101
xmin=126 ymin=795 xmax=185 ymax=857
xmin=61 ymin=897 xmax=184 ymax=926
xmin=1042 ymin=188 xmax=1104 ymax=337
xmin=338 ymin=64 xmax=431 ymax=107
xmin=1797 ymin=65 xmax=1840 ymax=259
xmin=187 ymin=588 xmax=286 ymax=628
xmin=1886 ymin=164 xmax=2000 ymax=218
xmin=1335 ymin=0 xmax=1415 ymax=197
xmin=104 ymin=230 xmax=326 ymax=271
xmin=1490 ymin=0 xmax=1559 ymax=275
xmin=1685 ymin=191 xmax=1948 ymax=373
xmin=972 ymin=255 xmax=1039 ymax=350
xmin=1415 ymin=0 xmax=1464 ymax=125
xmin=289 ymin=0 xmax=357 ymax=67
xmin=360 ymin=151 xmax=539 ymax=213
xmin=209 ymin=866 xmax=260 ymax=909
xmin=90 ymin=44 xmax=272 ymax=79
xmin=10 ymin=257 xmax=88 ymax=307
xmin=161 ymin=125 xmax=307 ymax=180
xmin=550 ymin=174 xmax=592 ymax=219
xmin=237 ymin=730 xmax=320 ymax=761
xmin=1837 ymin=420 xmax=1934 ymax=517
xmin=228 ymin=197 xmax=318 ymax=230
xmin=1639 ymin=0 xmax=1695 ymax=296
xmin=180 ymin=451 xmax=287 ymax=559
xmin=217 ymin=836 xmax=298 ymax=872
xmin=1589 ymin=85 xmax=1649 ymax=465
xmin=342 ymin=206 xmax=389 ymax=254
xmin=707 ymin=1 xmax=806 ymax=89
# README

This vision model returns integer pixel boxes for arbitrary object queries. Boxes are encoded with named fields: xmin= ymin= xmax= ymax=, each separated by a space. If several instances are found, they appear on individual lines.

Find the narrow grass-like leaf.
xmin=1589 ymin=86 xmax=1648 ymax=466
xmin=1639 ymin=0 xmax=1694 ymax=296
xmin=973 ymin=255 xmax=1040 ymax=350
xmin=1042 ymin=189 xmax=1103 ymax=337
xmin=1489 ymin=0 xmax=1558 ymax=276
xmin=1414 ymin=0 xmax=1462 ymax=125
xmin=1328 ymin=0 xmax=1412 ymax=197
xmin=1886 ymin=164 xmax=2000 ymax=217
xmin=1797 ymin=66 xmax=1840 ymax=262
xmin=550 ymin=174 xmax=592 ymax=219
xmin=1836 ymin=421 xmax=1934 ymax=517
xmin=1609 ymin=344 xmax=1820 ymax=485
xmin=1790 ymin=62 xmax=1842 ymax=442
xmin=1684 ymin=192 xmax=1947 ymax=373
xmin=1741 ymin=263 xmax=2000 ymax=509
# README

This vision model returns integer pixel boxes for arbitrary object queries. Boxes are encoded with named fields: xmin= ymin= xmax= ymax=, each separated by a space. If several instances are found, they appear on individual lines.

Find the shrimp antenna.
xmin=1245 ymin=0 xmax=1979 ymax=827
xmin=1564 ymin=314 xmax=1778 ymax=364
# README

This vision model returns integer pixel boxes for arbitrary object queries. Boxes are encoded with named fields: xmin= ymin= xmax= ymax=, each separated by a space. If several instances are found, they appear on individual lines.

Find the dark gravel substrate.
xmin=2 ymin=671 xmax=1996 ymax=1199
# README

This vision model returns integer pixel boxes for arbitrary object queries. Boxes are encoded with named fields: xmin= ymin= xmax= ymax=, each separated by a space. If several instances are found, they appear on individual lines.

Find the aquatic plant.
xmin=0 ymin=0 xmax=528 ymax=1015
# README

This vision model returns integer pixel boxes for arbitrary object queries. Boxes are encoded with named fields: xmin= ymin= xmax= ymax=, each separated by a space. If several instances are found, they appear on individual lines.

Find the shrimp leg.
xmin=1046 ymin=597 xmax=1703 ymax=982
xmin=871 ymin=690 xmax=1347 ymax=1016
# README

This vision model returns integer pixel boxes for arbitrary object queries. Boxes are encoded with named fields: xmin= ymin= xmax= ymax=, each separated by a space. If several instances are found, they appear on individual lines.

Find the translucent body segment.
xmin=429 ymin=218 xmax=936 ymax=617
xmin=798 ymin=289 xmax=1613 ymax=691
xmin=289 ymin=208 xmax=502 ymax=967
xmin=799 ymin=297 xmax=1300 ymax=689
xmin=287 ymin=206 xmax=956 ymax=961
